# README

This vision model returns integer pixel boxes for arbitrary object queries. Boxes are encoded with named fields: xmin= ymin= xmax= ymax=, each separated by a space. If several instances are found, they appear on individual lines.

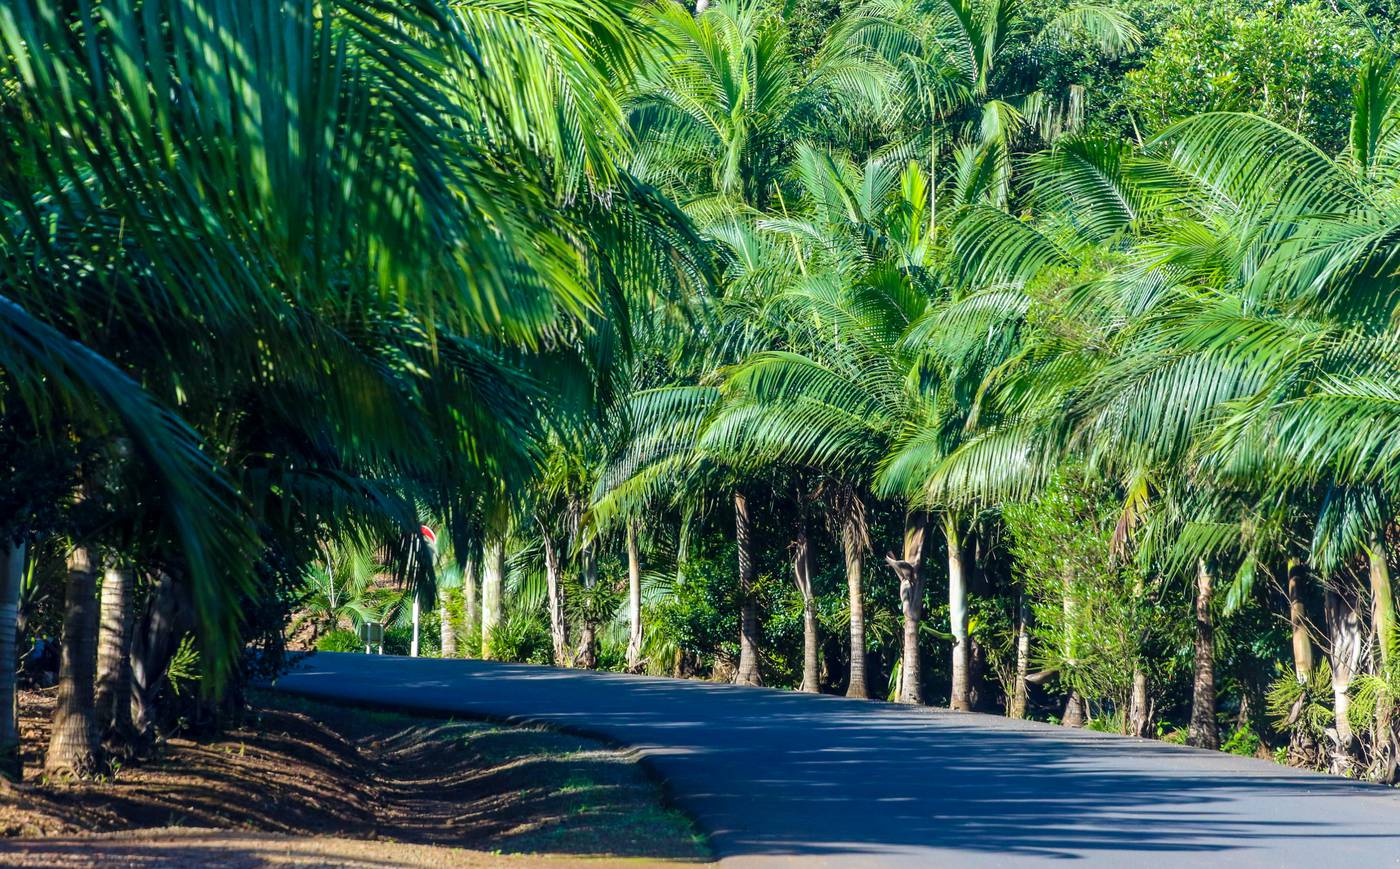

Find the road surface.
xmin=273 ymin=653 xmax=1400 ymax=867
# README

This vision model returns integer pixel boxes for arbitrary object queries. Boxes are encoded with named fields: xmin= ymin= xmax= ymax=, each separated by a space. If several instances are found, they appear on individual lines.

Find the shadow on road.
xmin=275 ymin=654 xmax=1400 ymax=865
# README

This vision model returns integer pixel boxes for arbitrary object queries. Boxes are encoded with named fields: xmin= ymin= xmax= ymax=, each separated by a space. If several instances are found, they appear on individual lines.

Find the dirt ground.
xmin=0 ymin=689 xmax=710 ymax=867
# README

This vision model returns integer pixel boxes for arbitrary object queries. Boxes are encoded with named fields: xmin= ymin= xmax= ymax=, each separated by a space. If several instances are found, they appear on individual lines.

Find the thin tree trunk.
xmin=410 ymin=592 xmax=420 ymax=657
xmin=576 ymin=543 xmax=598 ymax=669
xmin=1369 ymin=534 xmax=1394 ymax=666
xmin=94 ymin=564 xmax=134 ymax=740
xmin=541 ymin=525 xmax=568 ymax=667
xmin=1188 ymin=559 xmax=1219 ymax=751
xmin=1009 ymin=591 xmax=1030 ymax=719
xmin=626 ymin=522 xmax=644 ymax=674
xmin=1326 ymin=582 xmax=1364 ymax=775
xmin=0 ymin=542 xmax=25 ymax=780
xmin=129 ymin=570 xmax=194 ymax=737
xmin=480 ymin=541 xmax=504 ymax=661
xmin=842 ymin=502 xmax=868 ymax=699
xmin=1287 ymin=559 xmax=1315 ymax=681
xmin=888 ymin=511 xmax=928 ymax=704
xmin=947 ymin=515 xmax=971 ymax=711
xmin=440 ymin=598 xmax=457 ymax=658
xmin=792 ymin=528 xmax=818 ymax=693
xmin=1127 ymin=572 xmax=1150 ymax=738
xmin=734 ymin=492 xmax=762 ymax=687
xmin=694 ymin=0 xmax=709 ymax=13
xmin=46 ymin=543 xmax=101 ymax=777
xmin=463 ymin=559 xmax=480 ymax=656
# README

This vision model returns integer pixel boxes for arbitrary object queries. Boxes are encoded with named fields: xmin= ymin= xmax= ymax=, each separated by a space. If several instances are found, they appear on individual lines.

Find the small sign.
xmin=358 ymin=622 xmax=384 ymax=645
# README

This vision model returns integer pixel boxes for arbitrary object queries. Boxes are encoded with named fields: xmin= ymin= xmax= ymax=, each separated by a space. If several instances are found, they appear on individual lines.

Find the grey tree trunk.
xmin=0 ymin=542 xmax=25 ymax=780
xmin=626 ymin=522 xmax=644 ymax=674
xmin=792 ymin=529 xmax=819 ymax=693
xmin=1127 ymin=572 xmax=1150 ymax=737
xmin=1287 ymin=559 xmax=1315 ymax=681
xmin=480 ymin=541 xmax=504 ymax=661
xmin=94 ymin=564 xmax=135 ymax=740
xmin=1187 ymin=559 xmax=1219 ymax=750
xmin=440 ymin=599 xmax=458 ymax=658
xmin=410 ymin=592 xmax=420 ymax=657
xmin=947 ymin=515 xmax=971 ymax=712
xmin=46 ymin=543 xmax=101 ymax=777
xmin=887 ymin=512 xmax=928 ymax=704
xmin=734 ymin=492 xmax=762 ymax=687
xmin=1009 ymin=591 xmax=1030 ymax=719
xmin=463 ymin=559 xmax=480 ymax=656
xmin=1061 ymin=691 xmax=1086 ymax=727
xmin=842 ymin=504 xmax=868 ymax=699
xmin=1326 ymin=583 xmax=1364 ymax=775
xmin=541 ymin=525 xmax=568 ymax=667
xmin=1369 ymin=535 xmax=1394 ymax=667
xmin=576 ymin=543 xmax=599 ymax=669
xmin=130 ymin=571 xmax=194 ymax=737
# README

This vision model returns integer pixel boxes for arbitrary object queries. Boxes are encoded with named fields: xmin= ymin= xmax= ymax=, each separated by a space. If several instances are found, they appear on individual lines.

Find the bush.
xmin=316 ymin=628 xmax=362 ymax=653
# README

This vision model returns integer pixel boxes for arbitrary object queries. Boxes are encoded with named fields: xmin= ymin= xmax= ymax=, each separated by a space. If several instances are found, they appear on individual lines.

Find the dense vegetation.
xmin=3 ymin=0 xmax=1400 ymax=789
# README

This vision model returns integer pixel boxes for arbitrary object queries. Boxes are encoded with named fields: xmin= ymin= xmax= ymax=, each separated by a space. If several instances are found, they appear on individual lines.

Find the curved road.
xmin=274 ymin=653 xmax=1400 ymax=867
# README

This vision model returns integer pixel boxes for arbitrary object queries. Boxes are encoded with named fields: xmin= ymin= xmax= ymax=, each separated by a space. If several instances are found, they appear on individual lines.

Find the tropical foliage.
xmin=3 ymin=0 xmax=1400 ymax=789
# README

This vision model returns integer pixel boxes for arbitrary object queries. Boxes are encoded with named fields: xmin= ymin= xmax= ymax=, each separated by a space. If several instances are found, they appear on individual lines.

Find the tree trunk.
xmin=440 ymin=598 xmax=458 ymax=658
xmin=694 ymin=0 xmax=709 ymax=13
xmin=46 ymin=543 xmax=101 ymax=777
xmin=947 ymin=515 xmax=971 ymax=712
xmin=887 ymin=511 xmax=928 ymax=704
xmin=541 ymin=525 xmax=568 ymax=667
xmin=1009 ymin=591 xmax=1030 ymax=719
xmin=130 ymin=571 xmax=195 ymax=737
xmin=734 ymin=492 xmax=762 ymax=687
xmin=1127 ymin=572 xmax=1150 ymax=737
xmin=463 ymin=559 xmax=480 ymax=656
xmin=0 ymin=542 xmax=25 ymax=780
xmin=1326 ymin=582 xmax=1364 ymax=775
xmin=576 ymin=543 xmax=598 ymax=669
xmin=1369 ymin=534 xmax=1394 ymax=667
xmin=626 ymin=522 xmax=644 ymax=674
xmin=1128 ymin=669 xmax=1151 ymax=737
xmin=792 ymin=528 xmax=819 ymax=693
xmin=94 ymin=564 xmax=135 ymax=740
xmin=410 ymin=592 xmax=421 ymax=657
xmin=1287 ymin=558 xmax=1315 ymax=681
xmin=480 ymin=541 xmax=504 ymax=661
xmin=1061 ymin=691 xmax=1086 ymax=727
xmin=1187 ymin=559 xmax=1219 ymax=750
xmin=842 ymin=503 xmax=868 ymax=699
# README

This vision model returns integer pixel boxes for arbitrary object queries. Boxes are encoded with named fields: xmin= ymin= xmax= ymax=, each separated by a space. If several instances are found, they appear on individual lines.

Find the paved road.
xmin=273 ymin=653 xmax=1400 ymax=867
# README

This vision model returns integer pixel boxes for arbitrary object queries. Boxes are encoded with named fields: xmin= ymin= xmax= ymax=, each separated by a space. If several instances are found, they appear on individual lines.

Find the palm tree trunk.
xmin=1369 ymin=534 xmax=1394 ymax=666
xmin=947 ymin=515 xmax=971 ymax=712
xmin=1326 ymin=582 xmax=1364 ymax=775
xmin=734 ymin=492 xmax=762 ymax=687
xmin=1009 ymin=591 xmax=1030 ymax=719
xmin=1287 ymin=559 xmax=1314 ymax=680
xmin=842 ymin=504 xmax=867 ymax=699
xmin=129 ymin=570 xmax=194 ymax=737
xmin=463 ymin=558 xmax=480 ymax=656
xmin=440 ymin=598 xmax=457 ymax=657
xmin=1187 ymin=559 xmax=1219 ymax=750
xmin=46 ymin=543 xmax=101 ymax=777
xmin=576 ymin=543 xmax=599 ymax=669
xmin=888 ymin=511 xmax=928 ymax=705
xmin=626 ymin=522 xmax=644 ymax=674
xmin=791 ymin=528 xmax=819 ymax=693
xmin=410 ymin=591 xmax=420 ymax=657
xmin=480 ymin=540 xmax=504 ymax=661
xmin=541 ymin=526 xmax=568 ymax=667
xmin=0 ymin=542 xmax=25 ymax=780
xmin=1127 ymin=572 xmax=1150 ymax=737
xmin=94 ymin=564 xmax=134 ymax=740
xmin=1062 ymin=692 xmax=1086 ymax=727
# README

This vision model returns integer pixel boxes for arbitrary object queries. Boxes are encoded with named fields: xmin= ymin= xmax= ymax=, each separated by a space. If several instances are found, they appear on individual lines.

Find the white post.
xmin=410 ymin=592 xmax=421 ymax=657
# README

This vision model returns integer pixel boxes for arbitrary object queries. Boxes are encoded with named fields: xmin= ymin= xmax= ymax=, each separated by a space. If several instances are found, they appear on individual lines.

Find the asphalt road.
xmin=273 ymin=652 xmax=1400 ymax=867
